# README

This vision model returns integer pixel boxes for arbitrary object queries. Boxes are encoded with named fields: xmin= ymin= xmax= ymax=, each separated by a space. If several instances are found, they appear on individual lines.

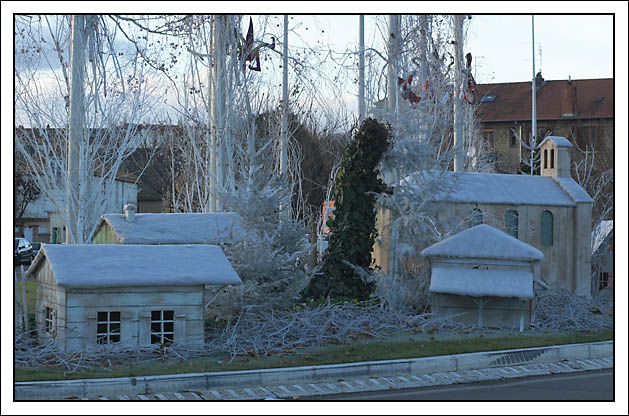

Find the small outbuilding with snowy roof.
xmin=421 ymin=224 xmax=543 ymax=330
xmin=92 ymin=206 xmax=245 ymax=245
xmin=26 ymin=244 xmax=242 ymax=351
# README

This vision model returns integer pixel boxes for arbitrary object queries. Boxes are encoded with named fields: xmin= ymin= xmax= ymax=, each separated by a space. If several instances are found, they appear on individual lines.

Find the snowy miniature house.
xmin=92 ymin=209 xmax=245 ymax=245
xmin=27 ymin=244 xmax=242 ymax=351
xmin=421 ymin=224 xmax=543 ymax=330
xmin=374 ymin=136 xmax=593 ymax=296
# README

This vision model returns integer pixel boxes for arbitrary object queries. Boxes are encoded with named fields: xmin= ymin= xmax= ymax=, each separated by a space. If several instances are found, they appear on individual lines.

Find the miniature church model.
xmin=373 ymin=136 xmax=593 ymax=296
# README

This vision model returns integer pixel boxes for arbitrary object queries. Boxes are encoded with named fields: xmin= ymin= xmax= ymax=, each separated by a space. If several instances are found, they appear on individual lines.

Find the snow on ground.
xmin=27 ymin=244 xmax=242 ymax=288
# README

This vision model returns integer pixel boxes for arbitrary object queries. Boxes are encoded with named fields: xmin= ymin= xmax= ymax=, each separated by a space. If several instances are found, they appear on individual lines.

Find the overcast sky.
xmin=279 ymin=13 xmax=614 ymax=85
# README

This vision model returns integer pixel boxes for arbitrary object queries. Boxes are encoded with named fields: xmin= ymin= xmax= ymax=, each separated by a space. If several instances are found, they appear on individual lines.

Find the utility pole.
xmin=281 ymin=15 xmax=289 ymax=177
xmin=452 ymin=14 xmax=464 ymax=172
xmin=67 ymin=14 xmax=86 ymax=244
xmin=211 ymin=15 xmax=227 ymax=211
xmin=358 ymin=15 xmax=365 ymax=122
xmin=386 ymin=15 xmax=400 ymax=116
xmin=530 ymin=15 xmax=537 ymax=176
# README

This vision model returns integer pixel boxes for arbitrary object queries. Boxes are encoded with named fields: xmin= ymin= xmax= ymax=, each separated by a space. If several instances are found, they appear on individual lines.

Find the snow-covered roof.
xmin=99 ymin=212 xmax=245 ymax=244
xmin=555 ymin=177 xmax=594 ymax=203
xmin=421 ymin=224 xmax=543 ymax=261
xmin=539 ymin=136 xmax=573 ymax=148
xmin=430 ymin=266 xmax=533 ymax=299
xmin=591 ymin=220 xmax=613 ymax=255
xmin=405 ymin=171 xmax=583 ymax=206
xmin=26 ymin=244 xmax=242 ymax=288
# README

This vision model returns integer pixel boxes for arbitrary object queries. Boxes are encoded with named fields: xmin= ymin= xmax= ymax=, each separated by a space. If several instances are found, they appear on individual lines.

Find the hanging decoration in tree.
xmin=462 ymin=52 xmax=478 ymax=105
xmin=397 ymin=72 xmax=430 ymax=108
xmin=234 ymin=17 xmax=276 ymax=72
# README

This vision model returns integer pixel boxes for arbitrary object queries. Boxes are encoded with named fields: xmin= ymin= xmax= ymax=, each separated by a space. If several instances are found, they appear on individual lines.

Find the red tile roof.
xmin=476 ymin=78 xmax=613 ymax=122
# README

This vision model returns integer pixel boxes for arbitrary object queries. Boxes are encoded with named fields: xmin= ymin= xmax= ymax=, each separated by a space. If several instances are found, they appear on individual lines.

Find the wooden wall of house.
xmin=64 ymin=286 xmax=205 ymax=351
xmin=35 ymin=261 xmax=67 ymax=348
xmin=91 ymin=222 xmax=121 ymax=244
xmin=431 ymin=293 xmax=531 ymax=329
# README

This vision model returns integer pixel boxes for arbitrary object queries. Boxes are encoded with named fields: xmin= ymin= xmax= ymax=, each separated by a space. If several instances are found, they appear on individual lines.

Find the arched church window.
xmin=541 ymin=210 xmax=553 ymax=246
xmin=505 ymin=210 xmax=519 ymax=238
xmin=469 ymin=208 xmax=483 ymax=228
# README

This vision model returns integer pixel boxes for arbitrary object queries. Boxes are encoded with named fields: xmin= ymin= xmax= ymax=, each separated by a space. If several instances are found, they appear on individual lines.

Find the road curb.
xmin=14 ymin=340 xmax=613 ymax=400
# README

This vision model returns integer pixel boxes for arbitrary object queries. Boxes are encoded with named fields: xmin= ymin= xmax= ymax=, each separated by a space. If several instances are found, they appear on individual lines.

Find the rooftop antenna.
xmin=538 ymin=42 xmax=542 ymax=75
xmin=530 ymin=15 xmax=537 ymax=176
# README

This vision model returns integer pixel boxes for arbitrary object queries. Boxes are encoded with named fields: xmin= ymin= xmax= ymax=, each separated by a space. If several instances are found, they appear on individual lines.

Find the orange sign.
xmin=321 ymin=201 xmax=335 ymax=234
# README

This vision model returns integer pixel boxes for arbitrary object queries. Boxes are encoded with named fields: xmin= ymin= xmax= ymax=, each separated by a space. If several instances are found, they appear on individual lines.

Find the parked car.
xmin=14 ymin=237 xmax=33 ymax=266
xmin=31 ymin=242 xmax=41 ymax=259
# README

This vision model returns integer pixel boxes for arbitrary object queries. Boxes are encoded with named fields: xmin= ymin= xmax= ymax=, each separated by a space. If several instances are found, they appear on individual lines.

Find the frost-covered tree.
xmin=363 ymin=15 xmax=492 ymax=311
xmin=15 ymin=15 xmax=162 ymax=243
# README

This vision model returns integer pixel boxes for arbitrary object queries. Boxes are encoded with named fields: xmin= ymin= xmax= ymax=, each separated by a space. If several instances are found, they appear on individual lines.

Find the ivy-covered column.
xmin=303 ymin=118 xmax=391 ymax=301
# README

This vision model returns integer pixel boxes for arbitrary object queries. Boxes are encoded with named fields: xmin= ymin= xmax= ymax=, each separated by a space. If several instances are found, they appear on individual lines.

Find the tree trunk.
xmin=67 ymin=14 xmax=86 ymax=244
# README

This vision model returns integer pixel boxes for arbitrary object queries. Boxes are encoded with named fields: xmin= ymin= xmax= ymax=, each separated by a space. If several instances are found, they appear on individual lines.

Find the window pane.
xmin=163 ymin=322 xmax=174 ymax=333
xmin=110 ymin=312 xmax=120 ymax=321
xmin=163 ymin=311 xmax=174 ymax=321
xmin=151 ymin=322 xmax=161 ymax=332
xmin=110 ymin=323 xmax=121 ymax=334
xmin=505 ymin=210 xmax=519 ymax=238
xmin=151 ymin=334 xmax=161 ymax=344
xmin=164 ymin=334 xmax=174 ymax=343
xmin=110 ymin=334 xmax=120 ymax=343
xmin=97 ymin=312 xmax=107 ymax=322
xmin=97 ymin=323 xmax=108 ymax=334
xmin=151 ymin=311 xmax=161 ymax=321
xmin=97 ymin=335 xmax=107 ymax=344
xmin=541 ymin=211 xmax=553 ymax=246
xmin=469 ymin=209 xmax=483 ymax=228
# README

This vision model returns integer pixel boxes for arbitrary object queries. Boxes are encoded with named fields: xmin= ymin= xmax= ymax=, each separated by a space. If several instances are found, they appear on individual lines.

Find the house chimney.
xmin=124 ymin=203 xmax=136 ymax=222
xmin=560 ymin=81 xmax=577 ymax=117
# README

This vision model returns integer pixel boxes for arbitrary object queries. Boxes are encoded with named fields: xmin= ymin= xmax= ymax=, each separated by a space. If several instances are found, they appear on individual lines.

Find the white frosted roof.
xmin=421 ymin=224 xmax=543 ymax=261
xmin=555 ymin=178 xmax=594 ymax=203
xmin=539 ymin=136 xmax=573 ymax=148
xmin=430 ymin=266 xmax=534 ymax=299
xmin=406 ymin=171 xmax=580 ymax=206
xmin=99 ymin=212 xmax=245 ymax=244
xmin=26 ymin=244 xmax=242 ymax=288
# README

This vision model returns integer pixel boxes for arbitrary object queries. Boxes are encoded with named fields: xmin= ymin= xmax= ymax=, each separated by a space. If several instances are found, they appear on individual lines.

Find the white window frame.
xmin=97 ymin=311 xmax=121 ymax=344
xmin=44 ymin=306 xmax=55 ymax=334
xmin=150 ymin=310 xmax=175 ymax=344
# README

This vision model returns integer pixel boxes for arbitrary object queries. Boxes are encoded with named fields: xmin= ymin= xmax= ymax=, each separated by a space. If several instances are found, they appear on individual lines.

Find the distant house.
xmin=421 ymin=224 xmax=543 ymax=330
xmin=591 ymin=220 xmax=614 ymax=291
xmin=27 ymin=244 xmax=242 ymax=351
xmin=476 ymin=76 xmax=613 ymax=173
xmin=16 ymin=177 xmax=137 ymax=244
xmin=91 ymin=205 xmax=245 ymax=245
xmin=374 ymin=136 xmax=594 ymax=296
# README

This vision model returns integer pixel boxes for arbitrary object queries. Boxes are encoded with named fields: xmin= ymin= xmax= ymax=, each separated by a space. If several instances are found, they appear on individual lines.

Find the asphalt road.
xmin=311 ymin=369 xmax=614 ymax=401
